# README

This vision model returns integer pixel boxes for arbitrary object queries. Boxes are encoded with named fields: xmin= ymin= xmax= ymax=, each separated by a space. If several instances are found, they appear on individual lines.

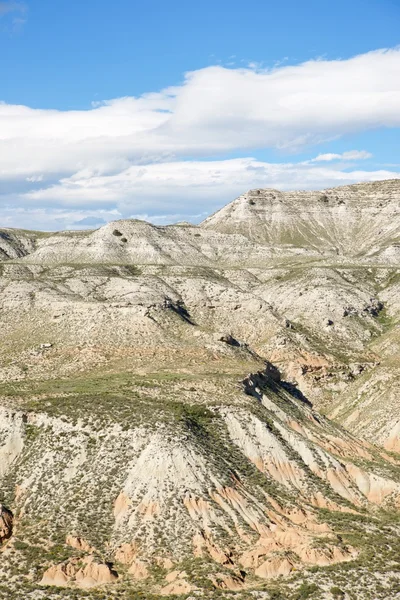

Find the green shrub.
xmin=293 ymin=582 xmax=320 ymax=599
xmin=330 ymin=587 xmax=345 ymax=599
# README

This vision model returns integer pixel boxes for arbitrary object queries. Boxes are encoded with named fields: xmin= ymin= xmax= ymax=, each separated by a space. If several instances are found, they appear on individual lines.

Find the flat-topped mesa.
xmin=200 ymin=179 xmax=400 ymax=257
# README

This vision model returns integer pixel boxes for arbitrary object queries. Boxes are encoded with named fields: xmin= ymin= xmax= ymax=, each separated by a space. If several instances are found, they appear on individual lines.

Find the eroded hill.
xmin=0 ymin=180 xmax=400 ymax=600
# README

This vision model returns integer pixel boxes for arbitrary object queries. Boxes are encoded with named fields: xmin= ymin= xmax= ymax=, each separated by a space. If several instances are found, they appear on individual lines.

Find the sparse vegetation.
xmin=0 ymin=181 xmax=399 ymax=598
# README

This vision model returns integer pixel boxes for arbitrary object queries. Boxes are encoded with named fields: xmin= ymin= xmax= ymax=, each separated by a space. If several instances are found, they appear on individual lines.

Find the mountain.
xmin=0 ymin=179 xmax=400 ymax=600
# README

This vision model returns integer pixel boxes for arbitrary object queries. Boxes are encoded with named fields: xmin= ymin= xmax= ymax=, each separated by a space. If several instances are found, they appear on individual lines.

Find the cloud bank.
xmin=1 ymin=48 xmax=400 ymax=229
xmin=312 ymin=151 xmax=373 ymax=162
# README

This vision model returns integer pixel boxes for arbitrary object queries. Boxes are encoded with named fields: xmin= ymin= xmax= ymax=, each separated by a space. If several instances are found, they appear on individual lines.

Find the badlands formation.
xmin=0 ymin=179 xmax=399 ymax=599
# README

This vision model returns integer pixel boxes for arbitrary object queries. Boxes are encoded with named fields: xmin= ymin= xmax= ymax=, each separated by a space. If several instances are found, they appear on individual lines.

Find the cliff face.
xmin=0 ymin=180 xmax=399 ymax=600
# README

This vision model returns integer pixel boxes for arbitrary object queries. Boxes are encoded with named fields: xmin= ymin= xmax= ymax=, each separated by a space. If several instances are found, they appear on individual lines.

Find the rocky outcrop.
xmin=217 ymin=333 xmax=241 ymax=346
xmin=66 ymin=535 xmax=95 ymax=553
xmin=114 ymin=542 xmax=149 ymax=580
xmin=254 ymin=556 xmax=294 ymax=579
xmin=211 ymin=572 xmax=246 ymax=590
xmin=40 ymin=556 xmax=118 ymax=589
xmin=114 ymin=542 xmax=138 ymax=565
xmin=0 ymin=505 xmax=13 ymax=543
xmin=242 ymin=365 xmax=281 ymax=399
xmin=128 ymin=560 xmax=149 ymax=580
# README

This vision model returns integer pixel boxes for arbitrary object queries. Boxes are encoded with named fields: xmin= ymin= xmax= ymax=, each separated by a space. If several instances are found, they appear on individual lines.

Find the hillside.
xmin=201 ymin=179 xmax=400 ymax=260
xmin=0 ymin=180 xmax=400 ymax=600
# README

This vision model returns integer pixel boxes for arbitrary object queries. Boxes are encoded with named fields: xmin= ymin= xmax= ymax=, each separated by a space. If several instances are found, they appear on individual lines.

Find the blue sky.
xmin=0 ymin=0 xmax=399 ymax=230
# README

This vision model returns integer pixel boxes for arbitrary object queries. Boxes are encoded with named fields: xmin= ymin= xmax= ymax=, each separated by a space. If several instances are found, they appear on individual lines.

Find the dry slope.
xmin=0 ymin=179 xmax=399 ymax=600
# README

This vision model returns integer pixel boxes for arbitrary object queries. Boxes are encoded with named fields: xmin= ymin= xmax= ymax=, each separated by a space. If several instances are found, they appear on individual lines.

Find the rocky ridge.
xmin=201 ymin=179 xmax=400 ymax=261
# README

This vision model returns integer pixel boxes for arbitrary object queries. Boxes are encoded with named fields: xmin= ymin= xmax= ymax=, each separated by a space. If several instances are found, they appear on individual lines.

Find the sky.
xmin=1 ymin=0 xmax=400 ymax=230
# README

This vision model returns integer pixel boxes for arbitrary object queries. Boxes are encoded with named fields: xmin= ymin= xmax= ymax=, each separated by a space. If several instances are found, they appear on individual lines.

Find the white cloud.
xmin=312 ymin=150 xmax=373 ymax=162
xmin=0 ymin=48 xmax=400 ymax=181
xmin=26 ymin=175 xmax=44 ymax=182
xmin=0 ymin=207 xmax=121 ymax=231
xmin=1 ymin=47 xmax=400 ymax=229
xmin=10 ymin=157 xmax=398 ymax=229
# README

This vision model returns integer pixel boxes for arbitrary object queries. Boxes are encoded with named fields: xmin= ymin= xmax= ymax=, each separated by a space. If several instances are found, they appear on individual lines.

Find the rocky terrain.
xmin=0 ymin=179 xmax=399 ymax=600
